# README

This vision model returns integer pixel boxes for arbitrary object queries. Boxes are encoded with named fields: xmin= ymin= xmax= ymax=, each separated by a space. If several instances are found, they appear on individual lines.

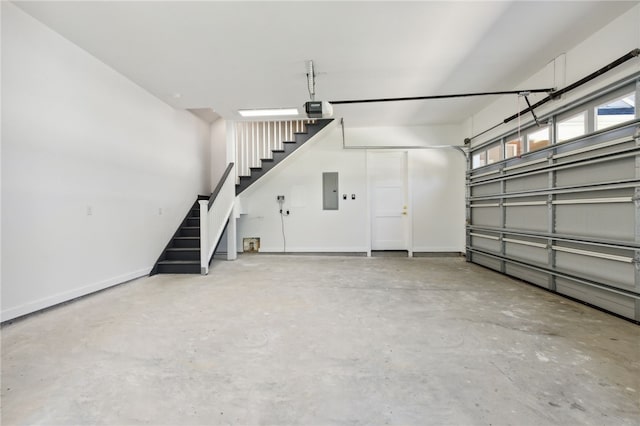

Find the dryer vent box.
xmin=243 ymin=237 xmax=260 ymax=253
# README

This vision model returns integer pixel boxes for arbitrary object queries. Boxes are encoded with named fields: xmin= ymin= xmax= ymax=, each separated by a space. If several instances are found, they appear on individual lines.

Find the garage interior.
xmin=2 ymin=1 xmax=640 ymax=425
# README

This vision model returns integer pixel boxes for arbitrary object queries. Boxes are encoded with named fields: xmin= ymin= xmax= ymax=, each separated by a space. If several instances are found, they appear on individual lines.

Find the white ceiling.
xmin=12 ymin=1 xmax=638 ymax=127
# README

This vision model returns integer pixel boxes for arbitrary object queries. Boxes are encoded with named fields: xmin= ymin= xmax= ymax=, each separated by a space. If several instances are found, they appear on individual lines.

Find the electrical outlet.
xmin=87 ymin=205 xmax=93 ymax=216
xmin=158 ymin=207 xmax=163 ymax=215
xmin=277 ymin=195 xmax=285 ymax=202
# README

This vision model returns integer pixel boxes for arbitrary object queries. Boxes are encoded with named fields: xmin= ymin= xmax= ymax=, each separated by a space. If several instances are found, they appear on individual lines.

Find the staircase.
xmin=150 ymin=196 xmax=207 ymax=274
xmin=151 ymin=118 xmax=334 ymax=274
xmin=235 ymin=118 xmax=333 ymax=194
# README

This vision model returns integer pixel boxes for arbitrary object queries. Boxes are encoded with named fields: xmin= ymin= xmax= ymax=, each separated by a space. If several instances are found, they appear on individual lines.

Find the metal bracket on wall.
xmin=519 ymin=92 xmax=542 ymax=127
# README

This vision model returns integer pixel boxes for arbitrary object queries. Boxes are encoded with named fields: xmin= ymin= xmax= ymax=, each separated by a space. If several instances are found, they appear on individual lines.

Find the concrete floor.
xmin=2 ymin=255 xmax=639 ymax=425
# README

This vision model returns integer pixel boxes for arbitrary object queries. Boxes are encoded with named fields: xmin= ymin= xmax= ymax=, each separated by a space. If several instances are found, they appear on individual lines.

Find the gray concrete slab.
xmin=2 ymin=255 xmax=639 ymax=425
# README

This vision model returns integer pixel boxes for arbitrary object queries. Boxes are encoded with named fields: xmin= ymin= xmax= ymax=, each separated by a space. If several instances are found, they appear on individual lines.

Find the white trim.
xmin=552 ymin=245 xmax=634 ymax=263
xmin=503 ymin=238 xmax=547 ymax=248
xmin=469 ymin=233 xmax=500 ymax=241
xmin=1 ymin=268 xmax=149 ymax=322
xmin=256 ymin=247 xmax=370 ymax=253
xmin=469 ymin=203 xmax=500 ymax=208
xmin=412 ymin=247 xmax=465 ymax=252
xmin=552 ymin=197 xmax=633 ymax=205
xmin=503 ymin=201 xmax=547 ymax=207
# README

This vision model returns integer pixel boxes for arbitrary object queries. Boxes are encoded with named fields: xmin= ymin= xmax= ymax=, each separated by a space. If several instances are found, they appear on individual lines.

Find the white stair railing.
xmin=235 ymin=120 xmax=316 ymax=182
xmin=199 ymin=163 xmax=236 ymax=275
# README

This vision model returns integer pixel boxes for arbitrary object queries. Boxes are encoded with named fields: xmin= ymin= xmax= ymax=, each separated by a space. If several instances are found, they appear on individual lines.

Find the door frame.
xmin=366 ymin=150 xmax=412 ymax=257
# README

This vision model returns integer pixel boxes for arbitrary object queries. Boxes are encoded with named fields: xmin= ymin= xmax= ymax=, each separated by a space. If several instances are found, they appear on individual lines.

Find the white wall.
xmin=465 ymin=4 xmax=640 ymax=146
xmin=238 ymin=126 xmax=369 ymax=252
xmin=236 ymin=123 xmax=465 ymax=254
xmin=345 ymin=124 xmax=463 ymax=148
xmin=410 ymin=149 xmax=465 ymax=252
xmin=1 ymin=3 xmax=210 ymax=321
xmin=346 ymin=124 xmax=466 ymax=253
xmin=209 ymin=118 xmax=228 ymax=192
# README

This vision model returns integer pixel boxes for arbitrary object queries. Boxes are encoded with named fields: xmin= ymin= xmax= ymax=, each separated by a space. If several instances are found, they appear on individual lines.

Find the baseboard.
xmin=252 ymin=246 xmax=369 ymax=254
xmin=413 ymin=251 xmax=465 ymax=257
xmin=251 ymin=251 xmax=368 ymax=257
xmin=1 ymin=268 xmax=150 ymax=323
xmin=412 ymin=247 xmax=465 ymax=253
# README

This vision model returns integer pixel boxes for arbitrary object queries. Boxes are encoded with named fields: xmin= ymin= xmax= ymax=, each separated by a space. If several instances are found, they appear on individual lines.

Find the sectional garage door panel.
xmin=471 ymin=207 xmax=501 ymax=227
xmin=467 ymin=108 xmax=639 ymax=321
xmin=556 ymin=278 xmax=636 ymax=320
xmin=555 ymin=157 xmax=635 ymax=187
xmin=555 ymin=203 xmax=635 ymax=241
xmin=504 ymin=242 xmax=548 ymax=267
xmin=504 ymin=205 xmax=548 ymax=232
xmin=504 ymin=264 xmax=551 ymax=289
xmin=505 ymin=174 xmax=549 ymax=193
xmin=555 ymin=251 xmax=635 ymax=291
xmin=470 ymin=252 xmax=502 ymax=272
xmin=471 ymin=181 xmax=502 ymax=197
xmin=470 ymin=235 xmax=501 ymax=253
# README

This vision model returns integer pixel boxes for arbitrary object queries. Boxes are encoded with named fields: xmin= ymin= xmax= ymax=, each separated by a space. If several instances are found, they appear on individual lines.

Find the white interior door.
xmin=369 ymin=151 xmax=409 ymax=251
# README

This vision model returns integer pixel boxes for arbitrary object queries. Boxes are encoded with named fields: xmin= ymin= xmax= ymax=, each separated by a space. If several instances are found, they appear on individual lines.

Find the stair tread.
xmin=174 ymin=236 xmax=199 ymax=239
xmin=157 ymin=260 xmax=199 ymax=264
xmin=167 ymin=247 xmax=200 ymax=251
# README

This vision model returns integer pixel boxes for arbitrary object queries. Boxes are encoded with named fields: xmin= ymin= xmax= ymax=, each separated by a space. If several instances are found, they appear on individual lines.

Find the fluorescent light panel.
xmin=238 ymin=108 xmax=299 ymax=118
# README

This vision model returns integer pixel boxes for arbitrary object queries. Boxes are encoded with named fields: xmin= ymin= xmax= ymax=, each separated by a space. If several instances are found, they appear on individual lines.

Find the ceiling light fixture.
xmin=238 ymin=108 xmax=299 ymax=118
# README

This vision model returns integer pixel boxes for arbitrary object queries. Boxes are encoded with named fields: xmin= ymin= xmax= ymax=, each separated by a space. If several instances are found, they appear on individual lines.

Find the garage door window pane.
xmin=472 ymin=151 xmax=487 ymax=168
xmin=596 ymin=92 xmax=636 ymax=131
xmin=557 ymin=112 xmax=586 ymax=142
xmin=527 ymin=127 xmax=550 ymax=151
xmin=505 ymin=137 xmax=523 ymax=158
xmin=486 ymin=144 xmax=502 ymax=164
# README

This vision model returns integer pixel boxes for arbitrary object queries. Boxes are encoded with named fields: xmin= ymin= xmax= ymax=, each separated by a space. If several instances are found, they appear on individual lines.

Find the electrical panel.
xmin=322 ymin=172 xmax=339 ymax=210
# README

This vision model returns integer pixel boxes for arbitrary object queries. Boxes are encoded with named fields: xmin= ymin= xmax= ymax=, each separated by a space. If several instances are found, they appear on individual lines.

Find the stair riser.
xmin=157 ymin=264 xmax=200 ymax=274
xmin=179 ymin=228 xmax=200 ymax=237
xmin=173 ymin=239 xmax=200 ymax=248
xmin=165 ymin=250 xmax=200 ymax=261
xmin=186 ymin=218 xmax=200 ymax=227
